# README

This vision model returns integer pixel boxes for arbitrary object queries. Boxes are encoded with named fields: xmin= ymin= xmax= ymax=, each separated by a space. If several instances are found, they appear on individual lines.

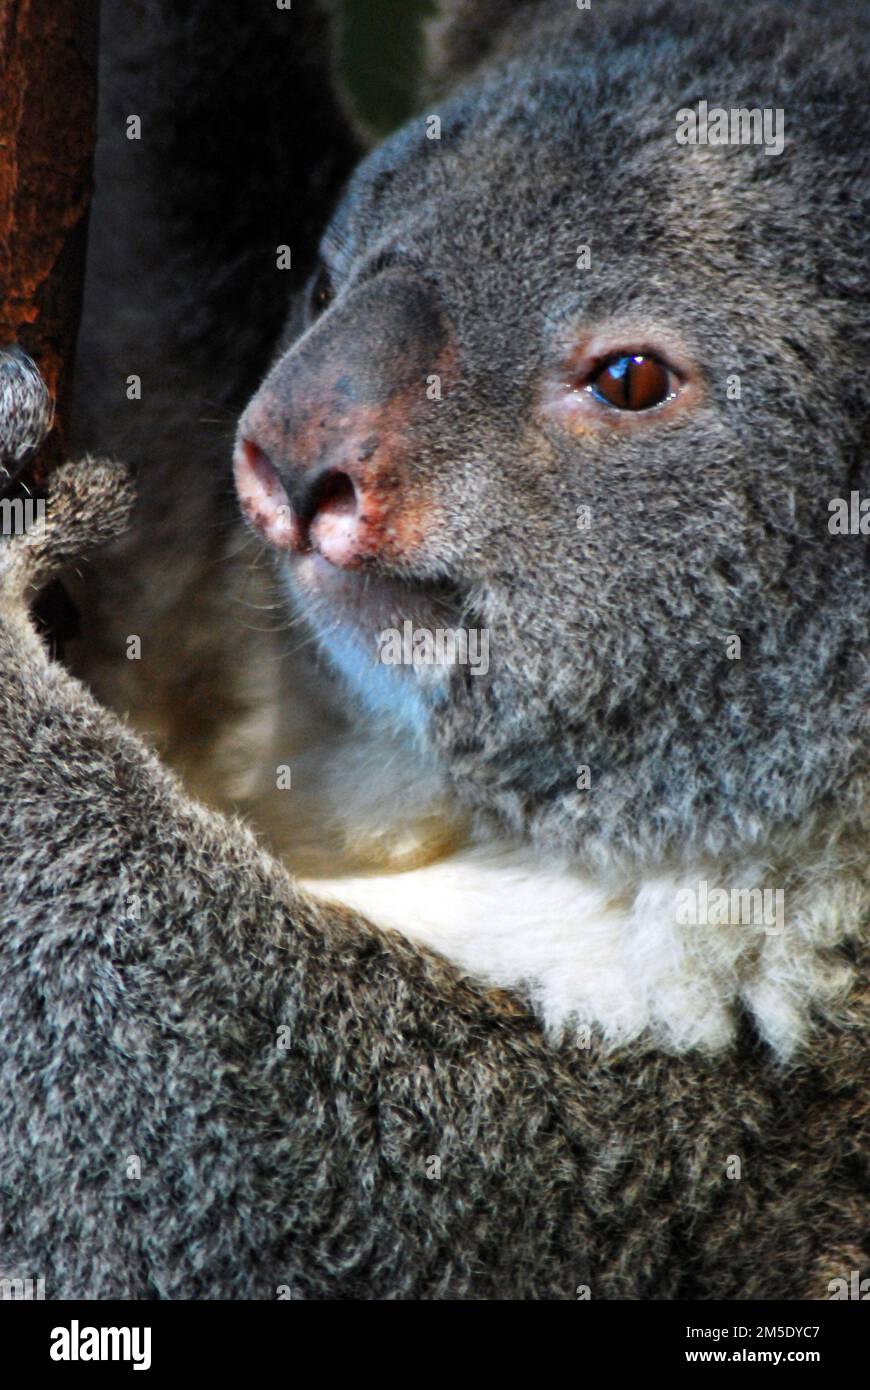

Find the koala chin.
xmin=221 ymin=0 xmax=870 ymax=1062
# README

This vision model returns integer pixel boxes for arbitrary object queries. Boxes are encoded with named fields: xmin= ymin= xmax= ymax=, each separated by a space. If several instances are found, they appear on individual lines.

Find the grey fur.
xmin=0 ymin=0 xmax=868 ymax=1299
xmin=0 ymin=348 xmax=54 ymax=481
xmin=1 ymin=461 xmax=868 ymax=1299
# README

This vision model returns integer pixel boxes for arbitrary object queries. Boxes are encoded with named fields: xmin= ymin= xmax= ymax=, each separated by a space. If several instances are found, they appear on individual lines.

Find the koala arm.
xmin=0 ymin=460 xmax=583 ymax=1301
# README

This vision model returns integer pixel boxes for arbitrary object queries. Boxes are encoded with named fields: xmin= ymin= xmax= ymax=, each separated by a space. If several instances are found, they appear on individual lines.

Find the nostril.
xmin=233 ymin=436 xmax=297 ymax=550
xmin=299 ymin=468 xmax=358 ymax=527
xmin=239 ymin=438 xmax=279 ymax=490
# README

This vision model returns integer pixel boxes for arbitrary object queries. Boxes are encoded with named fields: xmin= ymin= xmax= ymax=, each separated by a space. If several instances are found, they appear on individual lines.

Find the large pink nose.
xmin=233 ymin=435 xmax=366 ymax=567
xmin=233 ymin=272 xmax=454 ymax=570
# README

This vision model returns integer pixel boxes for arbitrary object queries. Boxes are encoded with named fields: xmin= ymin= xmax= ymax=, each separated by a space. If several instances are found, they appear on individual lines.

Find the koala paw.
xmin=1 ymin=347 xmax=136 ymax=609
xmin=0 ymin=458 xmax=136 ymax=607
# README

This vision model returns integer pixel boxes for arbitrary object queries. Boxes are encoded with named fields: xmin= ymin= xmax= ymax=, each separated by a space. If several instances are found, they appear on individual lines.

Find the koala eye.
xmin=588 ymin=354 xmax=675 ymax=411
xmin=306 ymin=262 xmax=335 ymax=322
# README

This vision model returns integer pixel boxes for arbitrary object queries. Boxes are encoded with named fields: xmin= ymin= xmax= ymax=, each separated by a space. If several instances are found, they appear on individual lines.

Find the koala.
xmin=0 ymin=0 xmax=868 ymax=1300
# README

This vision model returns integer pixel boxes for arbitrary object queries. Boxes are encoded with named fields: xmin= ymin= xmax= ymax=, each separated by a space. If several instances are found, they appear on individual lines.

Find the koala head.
xmin=235 ymin=0 xmax=869 ymax=876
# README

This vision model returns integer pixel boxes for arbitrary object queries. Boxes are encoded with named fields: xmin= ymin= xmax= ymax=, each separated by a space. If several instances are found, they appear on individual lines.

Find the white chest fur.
xmin=302 ymin=841 xmax=860 ymax=1057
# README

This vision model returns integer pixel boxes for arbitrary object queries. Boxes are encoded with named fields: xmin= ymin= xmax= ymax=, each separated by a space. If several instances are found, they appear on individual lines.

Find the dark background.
xmin=338 ymin=0 xmax=435 ymax=134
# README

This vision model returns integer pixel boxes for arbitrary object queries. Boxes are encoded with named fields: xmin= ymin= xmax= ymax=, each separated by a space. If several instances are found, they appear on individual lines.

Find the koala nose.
xmin=234 ymin=273 xmax=453 ymax=570
xmin=233 ymin=437 xmax=367 ymax=567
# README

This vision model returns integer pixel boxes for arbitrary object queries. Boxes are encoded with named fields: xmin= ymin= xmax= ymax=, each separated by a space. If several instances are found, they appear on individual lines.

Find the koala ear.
xmin=422 ymin=0 xmax=544 ymax=98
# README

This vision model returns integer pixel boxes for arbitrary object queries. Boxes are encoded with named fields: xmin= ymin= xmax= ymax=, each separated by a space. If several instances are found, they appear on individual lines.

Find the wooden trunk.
xmin=0 ymin=0 xmax=98 ymax=482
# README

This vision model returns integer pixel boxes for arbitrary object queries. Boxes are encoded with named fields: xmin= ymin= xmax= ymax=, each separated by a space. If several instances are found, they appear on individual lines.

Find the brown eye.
xmin=589 ymin=354 xmax=674 ymax=411
xmin=307 ymin=263 xmax=334 ymax=321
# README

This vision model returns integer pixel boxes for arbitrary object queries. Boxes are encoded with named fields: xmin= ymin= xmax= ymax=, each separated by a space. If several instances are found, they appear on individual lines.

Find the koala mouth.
xmin=291 ymin=547 xmax=466 ymax=651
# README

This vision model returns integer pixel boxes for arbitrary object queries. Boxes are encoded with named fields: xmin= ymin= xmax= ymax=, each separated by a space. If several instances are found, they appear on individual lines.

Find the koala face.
xmin=235 ymin=0 xmax=869 ymax=873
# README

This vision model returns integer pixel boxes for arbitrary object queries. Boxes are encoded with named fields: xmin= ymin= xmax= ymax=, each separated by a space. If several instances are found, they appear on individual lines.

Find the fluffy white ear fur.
xmin=302 ymin=837 xmax=862 ymax=1059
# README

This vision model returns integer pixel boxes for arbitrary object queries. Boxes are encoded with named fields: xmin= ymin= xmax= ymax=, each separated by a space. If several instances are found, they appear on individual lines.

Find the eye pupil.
xmin=590 ymin=354 xmax=672 ymax=411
